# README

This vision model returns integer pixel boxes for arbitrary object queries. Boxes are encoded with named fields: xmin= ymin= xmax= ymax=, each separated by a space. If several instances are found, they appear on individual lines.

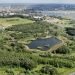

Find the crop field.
xmin=0 ymin=17 xmax=34 ymax=28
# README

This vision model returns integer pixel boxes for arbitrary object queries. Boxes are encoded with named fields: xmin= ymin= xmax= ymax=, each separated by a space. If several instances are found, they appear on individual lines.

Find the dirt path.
xmin=69 ymin=72 xmax=75 ymax=75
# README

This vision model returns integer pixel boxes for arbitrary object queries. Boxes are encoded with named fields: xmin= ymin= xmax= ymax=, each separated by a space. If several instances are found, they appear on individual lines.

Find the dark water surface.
xmin=28 ymin=37 xmax=62 ymax=50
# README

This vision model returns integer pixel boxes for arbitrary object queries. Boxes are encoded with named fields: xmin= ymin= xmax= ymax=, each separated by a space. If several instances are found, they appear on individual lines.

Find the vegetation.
xmin=0 ymin=16 xmax=75 ymax=75
xmin=55 ymin=45 xmax=71 ymax=54
xmin=66 ymin=27 xmax=75 ymax=36
xmin=6 ymin=21 xmax=62 ymax=38
xmin=0 ymin=17 xmax=34 ymax=28
xmin=41 ymin=66 xmax=58 ymax=75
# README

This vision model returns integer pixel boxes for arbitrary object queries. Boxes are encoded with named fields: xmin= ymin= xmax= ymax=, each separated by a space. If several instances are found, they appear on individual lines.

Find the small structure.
xmin=28 ymin=37 xmax=63 ymax=51
xmin=0 ymin=25 xmax=5 ymax=31
xmin=33 ymin=16 xmax=43 ymax=20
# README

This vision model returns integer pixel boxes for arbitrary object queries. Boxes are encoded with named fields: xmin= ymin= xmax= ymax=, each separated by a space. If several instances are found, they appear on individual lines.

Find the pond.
xmin=66 ymin=27 xmax=75 ymax=36
xmin=28 ymin=37 xmax=62 ymax=51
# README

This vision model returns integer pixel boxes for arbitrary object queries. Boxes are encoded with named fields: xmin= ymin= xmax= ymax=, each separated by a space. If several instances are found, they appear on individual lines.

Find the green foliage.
xmin=5 ymin=69 xmax=14 ymax=75
xmin=0 ymin=52 xmax=37 ymax=70
xmin=38 ymin=58 xmax=74 ymax=68
xmin=6 ymin=21 xmax=61 ymax=38
xmin=20 ymin=58 xmax=37 ymax=70
xmin=55 ymin=45 xmax=71 ymax=54
xmin=41 ymin=65 xmax=58 ymax=75
xmin=0 ymin=16 xmax=75 ymax=75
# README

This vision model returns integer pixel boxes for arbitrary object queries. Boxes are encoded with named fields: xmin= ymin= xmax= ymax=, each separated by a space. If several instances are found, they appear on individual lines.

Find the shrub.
xmin=40 ymin=65 xmax=58 ymax=75
xmin=6 ymin=69 xmax=14 ymax=75
xmin=55 ymin=45 xmax=71 ymax=54
xmin=20 ymin=58 xmax=37 ymax=70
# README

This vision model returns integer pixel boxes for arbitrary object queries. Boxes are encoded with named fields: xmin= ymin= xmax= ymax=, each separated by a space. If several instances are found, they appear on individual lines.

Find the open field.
xmin=0 ymin=17 xmax=34 ymax=28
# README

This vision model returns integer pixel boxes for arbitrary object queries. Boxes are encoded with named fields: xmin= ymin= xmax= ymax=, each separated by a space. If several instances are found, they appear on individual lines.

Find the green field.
xmin=0 ymin=17 xmax=34 ymax=28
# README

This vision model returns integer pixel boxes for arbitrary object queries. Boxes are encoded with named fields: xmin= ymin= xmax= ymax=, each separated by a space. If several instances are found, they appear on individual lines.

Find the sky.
xmin=0 ymin=0 xmax=75 ymax=4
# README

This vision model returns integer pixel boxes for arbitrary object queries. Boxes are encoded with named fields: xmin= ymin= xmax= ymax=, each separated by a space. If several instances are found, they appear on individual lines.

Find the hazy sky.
xmin=0 ymin=0 xmax=75 ymax=4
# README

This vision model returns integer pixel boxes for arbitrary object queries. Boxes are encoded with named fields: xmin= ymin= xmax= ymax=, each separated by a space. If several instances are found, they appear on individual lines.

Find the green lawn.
xmin=0 ymin=17 xmax=34 ymax=28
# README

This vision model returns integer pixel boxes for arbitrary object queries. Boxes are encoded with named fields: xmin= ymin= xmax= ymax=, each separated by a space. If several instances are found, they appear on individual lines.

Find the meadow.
xmin=0 ymin=17 xmax=34 ymax=28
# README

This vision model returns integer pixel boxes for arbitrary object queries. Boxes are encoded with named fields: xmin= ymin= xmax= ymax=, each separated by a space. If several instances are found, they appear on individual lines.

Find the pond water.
xmin=28 ymin=37 xmax=62 ymax=50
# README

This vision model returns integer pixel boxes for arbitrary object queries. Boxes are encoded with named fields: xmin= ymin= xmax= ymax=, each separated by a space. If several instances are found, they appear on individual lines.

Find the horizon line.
xmin=0 ymin=3 xmax=75 ymax=4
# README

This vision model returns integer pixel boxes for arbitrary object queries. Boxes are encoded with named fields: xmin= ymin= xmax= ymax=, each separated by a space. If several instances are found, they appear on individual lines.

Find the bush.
xmin=55 ymin=45 xmax=71 ymax=54
xmin=20 ymin=58 xmax=37 ymax=70
xmin=6 ymin=69 xmax=14 ymax=75
xmin=41 ymin=66 xmax=58 ymax=75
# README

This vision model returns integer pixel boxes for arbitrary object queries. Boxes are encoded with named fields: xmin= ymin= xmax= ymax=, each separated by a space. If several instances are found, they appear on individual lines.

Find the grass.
xmin=52 ymin=19 xmax=74 ymax=28
xmin=0 ymin=66 xmax=75 ymax=75
xmin=0 ymin=17 xmax=34 ymax=28
xmin=58 ymin=68 xmax=75 ymax=75
xmin=32 ymin=64 xmax=44 ymax=72
xmin=0 ymin=67 xmax=25 ymax=75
